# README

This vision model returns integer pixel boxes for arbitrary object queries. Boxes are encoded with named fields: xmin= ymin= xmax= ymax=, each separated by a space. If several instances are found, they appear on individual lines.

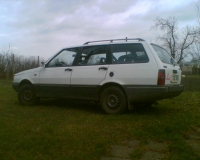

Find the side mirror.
xmin=41 ymin=62 xmax=46 ymax=67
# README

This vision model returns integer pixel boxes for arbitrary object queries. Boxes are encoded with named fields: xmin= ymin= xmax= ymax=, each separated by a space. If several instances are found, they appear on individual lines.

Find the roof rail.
xmin=83 ymin=37 xmax=145 ymax=45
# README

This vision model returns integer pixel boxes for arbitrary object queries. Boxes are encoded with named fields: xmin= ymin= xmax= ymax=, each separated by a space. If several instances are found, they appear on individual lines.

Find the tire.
xmin=100 ymin=86 xmax=127 ymax=114
xmin=18 ymin=84 xmax=39 ymax=106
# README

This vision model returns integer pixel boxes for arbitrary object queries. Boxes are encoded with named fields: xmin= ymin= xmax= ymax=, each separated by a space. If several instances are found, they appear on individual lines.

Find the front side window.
xmin=151 ymin=44 xmax=176 ymax=65
xmin=47 ymin=48 xmax=78 ymax=67
xmin=78 ymin=45 xmax=107 ymax=65
xmin=112 ymin=43 xmax=149 ymax=64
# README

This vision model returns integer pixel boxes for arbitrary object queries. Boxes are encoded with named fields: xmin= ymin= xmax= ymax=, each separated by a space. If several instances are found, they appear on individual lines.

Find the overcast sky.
xmin=0 ymin=0 xmax=199 ymax=60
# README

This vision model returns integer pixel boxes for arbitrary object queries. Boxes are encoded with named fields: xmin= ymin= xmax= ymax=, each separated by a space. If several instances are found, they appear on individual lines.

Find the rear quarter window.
xmin=112 ymin=43 xmax=149 ymax=64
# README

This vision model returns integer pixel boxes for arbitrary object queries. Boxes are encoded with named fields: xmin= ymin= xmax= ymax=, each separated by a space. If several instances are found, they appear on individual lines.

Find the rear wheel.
xmin=100 ymin=86 xmax=127 ymax=114
xmin=18 ymin=84 xmax=39 ymax=106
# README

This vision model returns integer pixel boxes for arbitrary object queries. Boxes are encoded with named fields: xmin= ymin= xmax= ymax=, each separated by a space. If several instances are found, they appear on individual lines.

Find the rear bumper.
xmin=123 ymin=85 xmax=184 ymax=102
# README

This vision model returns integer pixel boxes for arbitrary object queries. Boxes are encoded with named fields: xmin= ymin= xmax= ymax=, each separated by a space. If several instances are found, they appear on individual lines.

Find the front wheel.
xmin=100 ymin=86 xmax=127 ymax=114
xmin=18 ymin=84 xmax=39 ymax=106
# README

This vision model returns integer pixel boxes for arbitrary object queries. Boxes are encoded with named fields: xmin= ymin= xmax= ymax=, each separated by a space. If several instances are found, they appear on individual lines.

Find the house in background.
xmin=182 ymin=60 xmax=200 ymax=75
xmin=182 ymin=65 xmax=193 ymax=74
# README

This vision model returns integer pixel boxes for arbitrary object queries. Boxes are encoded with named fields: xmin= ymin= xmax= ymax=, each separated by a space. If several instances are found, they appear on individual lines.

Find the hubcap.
xmin=23 ymin=90 xmax=33 ymax=101
xmin=107 ymin=94 xmax=120 ymax=109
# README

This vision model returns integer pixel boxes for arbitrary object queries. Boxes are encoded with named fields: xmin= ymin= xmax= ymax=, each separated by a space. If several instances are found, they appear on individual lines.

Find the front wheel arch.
xmin=19 ymin=79 xmax=32 ymax=88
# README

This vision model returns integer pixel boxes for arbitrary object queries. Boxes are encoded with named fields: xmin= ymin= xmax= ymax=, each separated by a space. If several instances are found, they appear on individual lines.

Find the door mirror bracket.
xmin=41 ymin=62 xmax=46 ymax=67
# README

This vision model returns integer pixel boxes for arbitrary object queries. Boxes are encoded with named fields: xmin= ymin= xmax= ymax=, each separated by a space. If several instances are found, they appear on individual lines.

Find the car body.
xmin=12 ymin=38 xmax=184 ymax=114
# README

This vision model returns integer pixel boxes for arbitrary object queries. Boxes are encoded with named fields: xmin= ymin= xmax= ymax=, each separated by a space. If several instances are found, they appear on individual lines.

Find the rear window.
xmin=151 ymin=44 xmax=175 ymax=65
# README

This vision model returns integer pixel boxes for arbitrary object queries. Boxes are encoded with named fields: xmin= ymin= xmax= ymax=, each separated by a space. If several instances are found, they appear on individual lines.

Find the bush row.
xmin=182 ymin=77 xmax=200 ymax=92
xmin=0 ymin=53 xmax=41 ymax=79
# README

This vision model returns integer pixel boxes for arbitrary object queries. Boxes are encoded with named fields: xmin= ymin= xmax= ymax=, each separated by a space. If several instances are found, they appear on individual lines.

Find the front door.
xmin=38 ymin=48 xmax=78 ymax=97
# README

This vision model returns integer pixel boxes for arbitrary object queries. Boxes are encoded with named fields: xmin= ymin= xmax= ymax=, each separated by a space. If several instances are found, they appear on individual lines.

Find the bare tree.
xmin=0 ymin=53 xmax=6 ymax=78
xmin=190 ymin=2 xmax=200 ymax=60
xmin=0 ymin=44 xmax=14 ymax=79
xmin=152 ymin=17 xmax=199 ymax=63
xmin=189 ymin=42 xmax=200 ymax=60
xmin=0 ymin=45 xmax=41 ymax=79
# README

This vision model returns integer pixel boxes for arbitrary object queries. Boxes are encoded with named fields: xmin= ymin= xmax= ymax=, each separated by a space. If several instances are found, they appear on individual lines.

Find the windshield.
xmin=151 ymin=44 xmax=176 ymax=65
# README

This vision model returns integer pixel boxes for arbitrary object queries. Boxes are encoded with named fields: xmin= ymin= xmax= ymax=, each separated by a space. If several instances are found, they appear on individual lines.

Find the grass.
xmin=0 ymin=78 xmax=200 ymax=160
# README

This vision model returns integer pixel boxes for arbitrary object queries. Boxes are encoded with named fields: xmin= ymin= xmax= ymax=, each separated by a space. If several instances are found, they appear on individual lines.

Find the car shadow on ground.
xmin=37 ymin=98 xmax=170 ymax=116
xmin=38 ymin=98 xmax=103 ymax=114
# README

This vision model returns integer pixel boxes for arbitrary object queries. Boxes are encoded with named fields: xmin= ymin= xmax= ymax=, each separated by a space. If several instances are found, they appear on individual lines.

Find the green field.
xmin=0 ymin=77 xmax=200 ymax=160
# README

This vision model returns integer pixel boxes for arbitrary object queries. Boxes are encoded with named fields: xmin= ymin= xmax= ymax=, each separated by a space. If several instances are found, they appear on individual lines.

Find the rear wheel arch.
xmin=99 ymin=82 xmax=127 ymax=98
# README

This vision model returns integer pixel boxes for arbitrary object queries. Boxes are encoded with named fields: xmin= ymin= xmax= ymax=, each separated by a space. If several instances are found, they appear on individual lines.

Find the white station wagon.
xmin=12 ymin=38 xmax=184 ymax=114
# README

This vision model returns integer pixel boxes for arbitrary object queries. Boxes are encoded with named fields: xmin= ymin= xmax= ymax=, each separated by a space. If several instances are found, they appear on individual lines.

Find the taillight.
xmin=157 ymin=69 xmax=165 ymax=85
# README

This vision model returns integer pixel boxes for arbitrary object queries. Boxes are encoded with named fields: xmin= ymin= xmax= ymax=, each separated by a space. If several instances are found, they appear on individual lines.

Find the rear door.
xmin=70 ymin=45 xmax=109 ymax=100
xmin=151 ymin=44 xmax=181 ymax=85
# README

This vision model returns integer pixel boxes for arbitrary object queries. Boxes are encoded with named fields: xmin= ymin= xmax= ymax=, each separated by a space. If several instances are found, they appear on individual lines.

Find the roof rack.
xmin=83 ymin=37 xmax=145 ymax=45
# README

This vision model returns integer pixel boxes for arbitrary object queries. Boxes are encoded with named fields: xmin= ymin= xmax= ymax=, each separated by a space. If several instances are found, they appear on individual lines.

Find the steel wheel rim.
xmin=23 ymin=90 xmax=33 ymax=101
xmin=107 ymin=93 xmax=120 ymax=109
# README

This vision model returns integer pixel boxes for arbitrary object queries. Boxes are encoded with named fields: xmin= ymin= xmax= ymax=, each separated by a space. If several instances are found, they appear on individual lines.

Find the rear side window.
xmin=151 ymin=44 xmax=176 ymax=65
xmin=111 ymin=43 xmax=149 ymax=64
xmin=78 ymin=45 xmax=107 ymax=65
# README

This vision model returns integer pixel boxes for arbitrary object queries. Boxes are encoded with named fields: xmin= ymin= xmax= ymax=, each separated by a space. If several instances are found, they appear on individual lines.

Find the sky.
xmin=0 ymin=0 xmax=199 ymax=60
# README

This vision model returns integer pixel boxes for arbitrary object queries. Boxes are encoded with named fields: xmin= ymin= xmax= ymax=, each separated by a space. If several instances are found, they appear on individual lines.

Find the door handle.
xmin=65 ymin=68 xmax=72 ymax=71
xmin=99 ymin=67 xmax=108 ymax=70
